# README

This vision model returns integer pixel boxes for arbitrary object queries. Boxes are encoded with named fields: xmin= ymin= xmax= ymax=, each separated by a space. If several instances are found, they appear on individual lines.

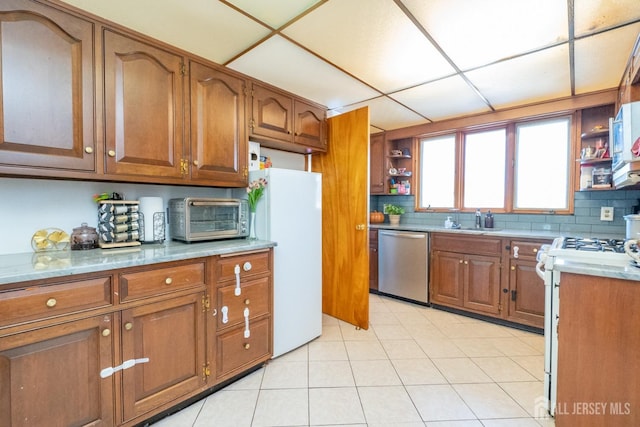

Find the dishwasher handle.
xmin=379 ymin=231 xmax=426 ymax=239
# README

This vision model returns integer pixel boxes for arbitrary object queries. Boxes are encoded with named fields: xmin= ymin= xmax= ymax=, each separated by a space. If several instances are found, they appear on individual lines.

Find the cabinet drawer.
xmin=216 ymin=316 xmax=270 ymax=378
xmin=216 ymin=276 xmax=270 ymax=330
xmin=120 ymin=262 xmax=205 ymax=302
xmin=216 ymin=251 xmax=271 ymax=283
xmin=509 ymin=240 xmax=551 ymax=260
xmin=431 ymin=233 xmax=502 ymax=255
xmin=0 ymin=277 xmax=112 ymax=327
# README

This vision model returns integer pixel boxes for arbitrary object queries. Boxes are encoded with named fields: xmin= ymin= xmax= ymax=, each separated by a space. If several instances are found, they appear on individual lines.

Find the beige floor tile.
xmin=383 ymin=299 xmax=422 ymax=313
xmin=193 ymin=390 xmax=258 ymax=427
xmin=406 ymin=384 xmax=476 ymax=421
xmin=472 ymin=357 xmax=537 ymax=382
xmin=381 ymin=339 xmax=428 ymax=359
xmin=373 ymin=323 xmax=413 ymax=340
xmin=261 ymin=360 xmax=308 ymax=389
xmin=152 ymin=399 xmax=204 ymax=427
xmin=510 ymin=355 xmax=545 ymax=381
xmin=517 ymin=335 xmax=546 ymax=353
xmin=498 ymin=381 xmax=546 ymax=417
xmin=308 ymin=340 xmax=348 ymax=361
xmin=272 ymin=343 xmax=308 ymax=362
xmin=221 ymin=366 xmax=264 ymax=391
xmin=394 ymin=310 xmax=434 ymax=325
xmin=252 ymin=388 xmax=308 ymax=427
xmin=358 ymin=385 xmax=423 ymax=424
xmin=437 ymin=322 xmax=514 ymax=339
xmin=345 ymin=340 xmax=388 ymax=360
xmin=451 ymin=338 xmax=504 ymax=357
xmin=425 ymin=421 xmax=483 ymax=426
xmin=453 ymin=383 xmax=530 ymax=419
xmin=432 ymin=358 xmax=492 ymax=383
xmin=340 ymin=321 xmax=379 ymax=341
xmin=480 ymin=418 xmax=543 ymax=427
xmin=392 ymin=358 xmax=447 ymax=385
xmin=488 ymin=337 xmax=540 ymax=356
xmin=369 ymin=311 xmax=402 ymax=326
xmin=351 ymin=359 xmax=402 ymax=386
xmin=309 ymin=387 xmax=366 ymax=425
xmin=322 ymin=313 xmax=340 ymax=325
xmin=407 ymin=324 xmax=447 ymax=340
xmin=370 ymin=299 xmax=392 ymax=312
xmin=315 ymin=324 xmax=343 ymax=341
xmin=308 ymin=360 xmax=355 ymax=388
xmin=416 ymin=337 xmax=467 ymax=358
xmin=422 ymin=309 xmax=465 ymax=324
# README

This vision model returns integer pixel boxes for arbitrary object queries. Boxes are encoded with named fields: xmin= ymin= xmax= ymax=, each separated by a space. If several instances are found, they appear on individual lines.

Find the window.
xmin=418 ymin=115 xmax=572 ymax=213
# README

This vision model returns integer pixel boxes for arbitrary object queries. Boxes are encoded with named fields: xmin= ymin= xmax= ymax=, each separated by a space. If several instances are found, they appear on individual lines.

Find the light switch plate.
xmin=601 ymin=206 xmax=614 ymax=221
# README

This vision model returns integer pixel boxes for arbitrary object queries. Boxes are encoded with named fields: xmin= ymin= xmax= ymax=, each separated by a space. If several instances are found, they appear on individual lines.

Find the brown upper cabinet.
xmin=188 ymin=60 xmax=248 ymax=186
xmin=369 ymin=133 xmax=385 ymax=194
xmin=103 ymin=29 xmax=185 ymax=181
xmin=617 ymin=32 xmax=640 ymax=108
xmin=0 ymin=0 xmax=96 ymax=175
xmin=250 ymin=82 xmax=327 ymax=153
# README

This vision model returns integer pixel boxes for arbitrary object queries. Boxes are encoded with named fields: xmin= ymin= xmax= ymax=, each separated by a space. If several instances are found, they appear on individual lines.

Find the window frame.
xmin=415 ymin=112 xmax=576 ymax=214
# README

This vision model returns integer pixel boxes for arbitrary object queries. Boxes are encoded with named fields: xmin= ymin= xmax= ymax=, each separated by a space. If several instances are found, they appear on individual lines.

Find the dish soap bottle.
xmin=445 ymin=216 xmax=453 ymax=229
xmin=475 ymin=209 xmax=482 ymax=229
xmin=484 ymin=210 xmax=494 ymax=228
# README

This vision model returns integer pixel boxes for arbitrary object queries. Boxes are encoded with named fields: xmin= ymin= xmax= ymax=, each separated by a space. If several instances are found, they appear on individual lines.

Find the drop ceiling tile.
xmin=330 ymin=97 xmax=428 ymax=131
xmin=227 ymin=35 xmax=380 ymax=109
xmin=283 ymin=0 xmax=455 ymax=93
xmin=402 ymin=0 xmax=568 ymax=70
xmin=390 ymin=75 xmax=492 ymax=121
xmin=574 ymin=0 xmax=640 ymax=37
xmin=60 ymin=0 xmax=270 ymax=64
xmin=464 ymin=45 xmax=571 ymax=110
xmin=575 ymin=23 xmax=640 ymax=94
xmin=225 ymin=0 xmax=322 ymax=29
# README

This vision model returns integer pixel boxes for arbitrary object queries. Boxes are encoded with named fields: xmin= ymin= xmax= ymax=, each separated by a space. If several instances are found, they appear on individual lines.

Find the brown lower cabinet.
xmin=430 ymin=233 xmax=548 ymax=328
xmin=556 ymin=273 xmax=639 ymax=427
xmin=0 ymin=249 xmax=273 ymax=427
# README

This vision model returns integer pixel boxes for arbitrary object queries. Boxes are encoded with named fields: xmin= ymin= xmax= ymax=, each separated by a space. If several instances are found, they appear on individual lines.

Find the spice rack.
xmin=97 ymin=200 xmax=141 ymax=249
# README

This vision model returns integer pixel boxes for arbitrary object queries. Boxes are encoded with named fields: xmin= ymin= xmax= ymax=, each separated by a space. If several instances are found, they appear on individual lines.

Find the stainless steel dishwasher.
xmin=378 ymin=230 xmax=429 ymax=303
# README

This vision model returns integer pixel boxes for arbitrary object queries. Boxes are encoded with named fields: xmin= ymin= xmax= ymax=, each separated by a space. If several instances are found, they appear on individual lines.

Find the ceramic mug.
xmin=624 ymin=239 xmax=640 ymax=263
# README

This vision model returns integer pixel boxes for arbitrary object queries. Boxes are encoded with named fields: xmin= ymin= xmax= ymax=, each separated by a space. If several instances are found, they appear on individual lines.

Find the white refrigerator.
xmin=249 ymin=168 xmax=322 ymax=358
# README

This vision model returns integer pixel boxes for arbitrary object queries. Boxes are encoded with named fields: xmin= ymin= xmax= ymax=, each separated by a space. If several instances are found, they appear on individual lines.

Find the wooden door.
xmin=103 ymin=29 xmax=184 ymax=180
xmin=312 ymin=107 xmax=369 ymax=329
xmin=189 ymin=61 xmax=248 ymax=186
xmin=430 ymin=250 xmax=464 ymax=307
xmin=507 ymin=259 xmax=545 ymax=328
xmin=293 ymin=99 xmax=326 ymax=152
xmin=0 ymin=315 xmax=114 ymax=427
xmin=464 ymin=254 xmax=502 ymax=315
xmin=120 ymin=293 xmax=205 ymax=423
xmin=370 ymin=133 xmax=385 ymax=194
xmin=0 ymin=1 xmax=96 ymax=173
xmin=250 ymin=83 xmax=293 ymax=143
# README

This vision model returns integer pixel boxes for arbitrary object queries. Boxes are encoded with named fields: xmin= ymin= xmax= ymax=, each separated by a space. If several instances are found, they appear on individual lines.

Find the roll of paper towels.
xmin=138 ymin=197 xmax=164 ymax=242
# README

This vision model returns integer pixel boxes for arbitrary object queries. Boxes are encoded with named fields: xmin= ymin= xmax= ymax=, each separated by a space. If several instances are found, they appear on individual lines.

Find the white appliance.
xmin=535 ymin=237 xmax=630 ymax=417
xmin=250 ymin=168 xmax=322 ymax=358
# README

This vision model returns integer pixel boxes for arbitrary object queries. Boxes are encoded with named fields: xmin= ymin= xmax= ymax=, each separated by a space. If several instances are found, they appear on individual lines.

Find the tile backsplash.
xmin=371 ymin=190 xmax=640 ymax=238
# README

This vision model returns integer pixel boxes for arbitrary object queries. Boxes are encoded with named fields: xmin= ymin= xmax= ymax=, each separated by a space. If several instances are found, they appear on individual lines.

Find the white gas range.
xmin=535 ymin=236 xmax=633 ymax=417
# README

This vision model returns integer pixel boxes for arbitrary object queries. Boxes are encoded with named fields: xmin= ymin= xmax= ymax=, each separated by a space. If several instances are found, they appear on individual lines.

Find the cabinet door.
xmin=189 ymin=61 xmax=248 ymax=186
xmin=464 ymin=254 xmax=501 ymax=315
xmin=250 ymin=83 xmax=293 ymax=143
xmin=216 ymin=316 xmax=271 ymax=381
xmin=370 ymin=133 xmax=385 ymax=194
xmin=294 ymin=99 xmax=326 ymax=151
xmin=0 ymin=1 xmax=96 ymax=173
xmin=430 ymin=250 xmax=464 ymax=307
xmin=0 ymin=314 xmax=114 ymax=427
xmin=506 ymin=259 xmax=544 ymax=328
xmin=103 ymin=29 xmax=184 ymax=179
xmin=120 ymin=293 xmax=205 ymax=423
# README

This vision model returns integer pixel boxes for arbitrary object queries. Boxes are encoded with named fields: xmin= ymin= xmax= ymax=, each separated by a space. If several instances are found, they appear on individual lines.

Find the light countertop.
xmin=0 ymin=239 xmax=277 ymax=287
xmin=370 ymin=223 xmax=569 ymax=240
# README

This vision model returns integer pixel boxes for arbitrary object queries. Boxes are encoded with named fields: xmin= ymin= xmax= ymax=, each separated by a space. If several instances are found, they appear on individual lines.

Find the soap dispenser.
xmin=484 ymin=210 xmax=494 ymax=228
xmin=445 ymin=216 xmax=453 ymax=229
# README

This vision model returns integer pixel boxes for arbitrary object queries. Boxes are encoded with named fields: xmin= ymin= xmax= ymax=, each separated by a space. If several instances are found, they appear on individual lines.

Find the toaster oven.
xmin=168 ymin=198 xmax=248 ymax=242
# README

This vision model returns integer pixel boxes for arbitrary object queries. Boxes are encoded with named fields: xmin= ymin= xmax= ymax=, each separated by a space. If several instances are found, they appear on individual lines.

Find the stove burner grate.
xmin=562 ymin=237 xmax=626 ymax=253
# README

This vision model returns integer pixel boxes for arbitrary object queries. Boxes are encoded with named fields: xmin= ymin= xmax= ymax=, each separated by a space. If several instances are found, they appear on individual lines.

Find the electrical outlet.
xmin=601 ymin=206 xmax=614 ymax=221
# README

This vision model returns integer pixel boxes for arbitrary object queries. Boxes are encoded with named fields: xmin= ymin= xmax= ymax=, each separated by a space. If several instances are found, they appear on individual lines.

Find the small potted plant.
xmin=384 ymin=204 xmax=405 ymax=226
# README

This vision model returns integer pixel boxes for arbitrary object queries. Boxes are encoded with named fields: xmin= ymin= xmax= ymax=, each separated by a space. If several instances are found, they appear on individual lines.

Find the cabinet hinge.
xmin=180 ymin=61 xmax=186 ymax=76
xmin=249 ymin=118 xmax=255 ymax=131
xmin=498 ymin=303 xmax=502 ymax=313
xmin=180 ymin=158 xmax=188 ymax=175
xmin=202 ymin=295 xmax=210 ymax=312
xmin=203 ymin=362 xmax=211 ymax=380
